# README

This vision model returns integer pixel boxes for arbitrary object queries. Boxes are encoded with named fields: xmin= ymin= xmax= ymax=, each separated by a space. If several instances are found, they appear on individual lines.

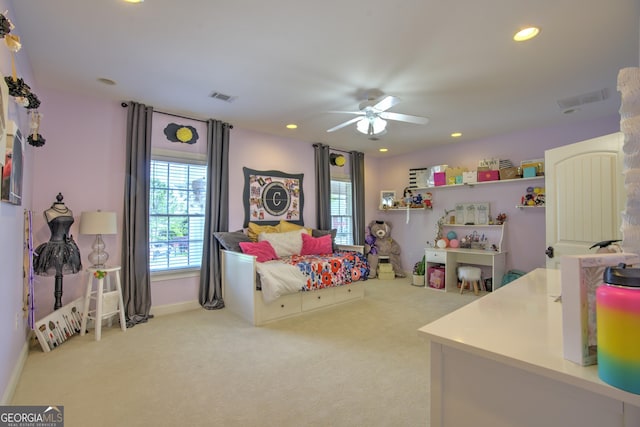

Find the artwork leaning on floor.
xmin=243 ymin=167 xmax=304 ymax=227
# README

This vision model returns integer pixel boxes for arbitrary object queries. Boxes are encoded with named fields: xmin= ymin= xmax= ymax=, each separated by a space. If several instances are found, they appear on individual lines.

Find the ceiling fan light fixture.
xmin=356 ymin=117 xmax=387 ymax=135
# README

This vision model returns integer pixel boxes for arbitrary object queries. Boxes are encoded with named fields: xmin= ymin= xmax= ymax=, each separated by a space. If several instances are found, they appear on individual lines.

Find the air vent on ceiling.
xmin=210 ymin=91 xmax=237 ymax=103
xmin=557 ymin=88 xmax=609 ymax=110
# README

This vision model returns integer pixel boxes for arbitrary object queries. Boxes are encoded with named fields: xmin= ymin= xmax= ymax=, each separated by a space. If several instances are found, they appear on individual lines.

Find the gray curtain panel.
xmin=313 ymin=143 xmax=331 ymax=230
xmin=350 ymin=150 xmax=365 ymax=245
xmin=199 ymin=119 xmax=231 ymax=309
xmin=122 ymin=102 xmax=153 ymax=327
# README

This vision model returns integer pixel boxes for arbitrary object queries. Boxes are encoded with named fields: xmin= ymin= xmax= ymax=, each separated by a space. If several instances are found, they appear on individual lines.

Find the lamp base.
xmin=88 ymin=234 xmax=109 ymax=268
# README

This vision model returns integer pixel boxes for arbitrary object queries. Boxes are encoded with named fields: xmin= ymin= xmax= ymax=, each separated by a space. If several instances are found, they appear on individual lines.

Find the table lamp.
xmin=80 ymin=211 xmax=117 ymax=268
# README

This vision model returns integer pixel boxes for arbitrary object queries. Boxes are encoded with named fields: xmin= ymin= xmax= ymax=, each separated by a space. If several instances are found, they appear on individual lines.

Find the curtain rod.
xmin=313 ymin=142 xmax=358 ymax=155
xmin=330 ymin=147 xmax=355 ymax=155
xmin=121 ymin=102 xmax=233 ymax=128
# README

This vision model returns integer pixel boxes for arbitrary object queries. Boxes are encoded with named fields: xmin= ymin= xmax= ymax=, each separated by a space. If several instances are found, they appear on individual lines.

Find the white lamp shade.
xmin=80 ymin=211 xmax=117 ymax=235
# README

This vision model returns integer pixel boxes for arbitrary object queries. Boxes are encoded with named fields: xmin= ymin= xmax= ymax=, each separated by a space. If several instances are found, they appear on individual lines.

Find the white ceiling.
xmin=9 ymin=0 xmax=640 ymax=156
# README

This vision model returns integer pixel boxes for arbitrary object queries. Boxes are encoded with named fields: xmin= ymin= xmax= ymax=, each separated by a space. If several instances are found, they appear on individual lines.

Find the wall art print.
xmin=243 ymin=167 xmax=303 ymax=227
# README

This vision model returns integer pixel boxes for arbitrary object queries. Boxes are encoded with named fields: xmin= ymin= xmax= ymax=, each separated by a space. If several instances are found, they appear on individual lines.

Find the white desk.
xmin=419 ymin=268 xmax=640 ymax=427
xmin=425 ymin=248 xmax=506 ymax=292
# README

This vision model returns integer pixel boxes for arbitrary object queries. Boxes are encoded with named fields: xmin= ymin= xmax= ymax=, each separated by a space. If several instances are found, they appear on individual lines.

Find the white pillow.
xmin=258 ymin=229 xmax=305 ymax=257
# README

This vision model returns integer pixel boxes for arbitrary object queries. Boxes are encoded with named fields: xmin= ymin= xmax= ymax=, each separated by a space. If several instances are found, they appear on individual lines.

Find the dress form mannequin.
xmin=33 ymin=193 xmax=82 ymax=310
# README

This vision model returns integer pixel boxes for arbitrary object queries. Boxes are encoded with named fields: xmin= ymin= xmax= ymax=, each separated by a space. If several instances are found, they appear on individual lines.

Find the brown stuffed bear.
xmin=365 ymin=220 xmax=405 ymax=278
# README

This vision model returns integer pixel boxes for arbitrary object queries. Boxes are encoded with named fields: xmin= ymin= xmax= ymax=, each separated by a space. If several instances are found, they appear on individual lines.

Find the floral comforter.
xmin=256 ymin=251 xmax=369 ymax=304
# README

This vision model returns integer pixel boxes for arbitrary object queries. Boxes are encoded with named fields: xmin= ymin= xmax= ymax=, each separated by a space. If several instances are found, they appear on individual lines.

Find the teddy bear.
xmin=364 ymin=220 xmax=405 ymax=278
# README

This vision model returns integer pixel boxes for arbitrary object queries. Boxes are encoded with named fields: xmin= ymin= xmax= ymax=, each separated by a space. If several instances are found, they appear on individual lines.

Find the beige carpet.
xmin=11 ymin=278 xmax=479 ymax=427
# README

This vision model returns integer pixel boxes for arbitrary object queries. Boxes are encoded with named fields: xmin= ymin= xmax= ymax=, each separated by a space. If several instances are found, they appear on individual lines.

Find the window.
xmin=149 ymin=158 xmax=207 ymax=272
xmin=330 ymin=177 xmax=353 ymax=245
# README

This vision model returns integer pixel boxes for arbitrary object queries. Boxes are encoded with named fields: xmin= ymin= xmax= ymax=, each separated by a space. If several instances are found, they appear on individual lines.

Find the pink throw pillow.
xmin=239 ymin=240 xmax=278 ymax=262
xmin=300 ymin=233 xmax=333 ymax=255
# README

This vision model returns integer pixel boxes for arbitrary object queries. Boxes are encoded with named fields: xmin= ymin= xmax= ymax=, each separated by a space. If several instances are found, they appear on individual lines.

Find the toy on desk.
xmin=459 ymin=230 xmax=488 ymax=250
xmin=496 ymin=212 xmax=507 ymax=224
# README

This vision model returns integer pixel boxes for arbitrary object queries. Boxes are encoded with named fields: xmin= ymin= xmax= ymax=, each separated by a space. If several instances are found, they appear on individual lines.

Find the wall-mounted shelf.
xmin=379 ymin=206 xmax=431 ymax=212
xmin=516 ymin=205 xmax=545 ymax=209
xmin=444 ymin=223 xmax=505 ymax=227
xmin=413 ymin=176 xmax=544 ymax=190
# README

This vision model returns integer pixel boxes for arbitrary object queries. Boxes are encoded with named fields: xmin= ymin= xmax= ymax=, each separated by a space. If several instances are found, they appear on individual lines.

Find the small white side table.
xmin=80 ymin=266 xmax=126 ymax=341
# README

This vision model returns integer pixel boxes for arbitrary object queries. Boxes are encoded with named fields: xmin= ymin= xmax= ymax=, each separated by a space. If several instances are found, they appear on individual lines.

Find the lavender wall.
xmin=363 ymin=116 xmax=621 ymax=277
xmin=228 ymin=128 xmax=317 ymax=232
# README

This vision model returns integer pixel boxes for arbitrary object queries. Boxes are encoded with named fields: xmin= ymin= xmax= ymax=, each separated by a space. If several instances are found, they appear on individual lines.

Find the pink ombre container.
xmin=597 ymin=264 xmax=640 ymax=394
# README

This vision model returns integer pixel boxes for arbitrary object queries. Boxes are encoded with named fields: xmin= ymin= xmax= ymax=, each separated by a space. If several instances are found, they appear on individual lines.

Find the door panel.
xmin=545 ymin=133 xmax=624 ymax=269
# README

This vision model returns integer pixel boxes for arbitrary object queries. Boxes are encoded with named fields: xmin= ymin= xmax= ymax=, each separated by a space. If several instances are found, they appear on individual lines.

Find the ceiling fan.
xmin=326 ymin=92 xmax=429 ymax=136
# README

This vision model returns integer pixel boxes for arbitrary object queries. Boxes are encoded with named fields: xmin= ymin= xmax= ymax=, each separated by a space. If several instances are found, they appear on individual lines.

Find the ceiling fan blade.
xmin=327 ymin=116 xmax=363 ymax=133
xmin=373 ymin=95 xmax=401 ymax=112
xmin=379 ymin=112 xmax=429 ymax=125
xmin=327 ymin=110 xmax=366 ymax=116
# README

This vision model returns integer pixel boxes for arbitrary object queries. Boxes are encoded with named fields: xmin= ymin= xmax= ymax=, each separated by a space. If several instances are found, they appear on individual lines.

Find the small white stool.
xmin=80 ymin=266 xmax=126 ymax=341
xmin=458 ymin=266 xmax=482 ymax=295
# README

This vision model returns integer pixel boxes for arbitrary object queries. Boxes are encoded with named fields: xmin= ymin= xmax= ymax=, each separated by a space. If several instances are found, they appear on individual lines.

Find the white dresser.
xmin=419 ymin=268 xmax=640 ymax=427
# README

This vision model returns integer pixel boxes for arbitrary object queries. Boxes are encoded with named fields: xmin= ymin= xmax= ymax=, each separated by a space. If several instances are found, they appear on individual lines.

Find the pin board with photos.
xmin=242 ymin=167 xmax=304 ymax=227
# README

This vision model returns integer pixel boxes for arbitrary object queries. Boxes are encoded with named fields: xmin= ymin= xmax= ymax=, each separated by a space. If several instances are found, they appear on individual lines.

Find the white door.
xmin=545 ymin=132 xmax=624 ymax=269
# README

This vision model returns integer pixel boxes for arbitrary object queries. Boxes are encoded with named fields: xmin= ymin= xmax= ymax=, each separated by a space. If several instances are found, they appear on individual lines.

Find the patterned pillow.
xmin=258 ymin=229 xmax=305 ymax=257
xmin=238 ymin=240 xmax=278 ymax=262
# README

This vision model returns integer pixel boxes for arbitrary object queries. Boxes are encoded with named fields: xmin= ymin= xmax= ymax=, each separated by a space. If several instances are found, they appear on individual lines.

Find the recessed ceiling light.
xmin=123 ymin=0 xmax=144 ymax=3
xmin=379 ymin=148 xmax=388 ymax=152
xmin=286 ymin=124 xmax=298 ymax=129
xmin=451 ymin=132 xmax=462 ymax=138
xmin=513 ymin=26 xmax=540 ymax=42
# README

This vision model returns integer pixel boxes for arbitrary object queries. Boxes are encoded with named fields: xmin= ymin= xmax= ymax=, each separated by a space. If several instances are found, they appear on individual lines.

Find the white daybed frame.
xmin=222 ymin=245 xmax=366 ymax=326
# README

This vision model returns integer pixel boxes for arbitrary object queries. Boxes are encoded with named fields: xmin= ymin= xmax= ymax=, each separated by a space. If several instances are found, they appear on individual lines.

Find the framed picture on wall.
xmin=1 ymin=121 xmax=23 ymax=205
xmin=0 ymin=72 xmax=7 ymax=168
xmin=380 ymin=190 xmax=396 ymax=209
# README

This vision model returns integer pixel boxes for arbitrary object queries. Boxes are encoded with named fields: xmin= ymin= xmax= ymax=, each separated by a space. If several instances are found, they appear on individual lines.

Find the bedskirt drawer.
xmin=334 ymin=282 xmax=365 ymax=303
xmin=302 ymin=289 xmax=335 ymax=311
xmin=260 ymin=293 xmax=301 ymax=322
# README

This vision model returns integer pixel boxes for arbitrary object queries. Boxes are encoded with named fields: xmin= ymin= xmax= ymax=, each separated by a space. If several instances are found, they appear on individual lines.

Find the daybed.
xmin=216 ymin=224 xmax=369 ymax=326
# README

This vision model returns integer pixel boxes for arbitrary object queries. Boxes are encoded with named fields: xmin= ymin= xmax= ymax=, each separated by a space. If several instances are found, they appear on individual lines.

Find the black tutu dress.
xmin=33 ymin=215 xmax=82 ymax=276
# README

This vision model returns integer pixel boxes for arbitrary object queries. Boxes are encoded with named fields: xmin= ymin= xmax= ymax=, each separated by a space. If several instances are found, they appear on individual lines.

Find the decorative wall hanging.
xmin=243 ymin=167 xmax=304 ymax=227
xmin=164 ymin=122 xmax=199 ymax=144
xmin=330 ymin=153 xmax=345 ymax=166
xmin=28 ymin=111 xmax=44 ymax=147
xmin=0 ymin=12 xmax=13 ymax=38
